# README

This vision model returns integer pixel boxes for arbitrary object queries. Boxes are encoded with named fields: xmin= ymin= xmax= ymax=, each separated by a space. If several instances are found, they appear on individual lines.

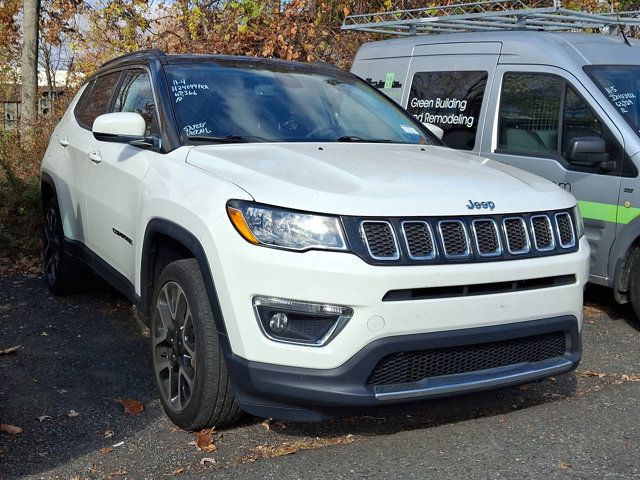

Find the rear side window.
xmin=74 ymin=71 xmax=121 ymax=129
xmin=113 ymin=69 xmax=158 ymax=136
xmin=407 ymin=71 xmax=488 ymax=150
xmin=498 ymin=72 xmax=621 ymax=173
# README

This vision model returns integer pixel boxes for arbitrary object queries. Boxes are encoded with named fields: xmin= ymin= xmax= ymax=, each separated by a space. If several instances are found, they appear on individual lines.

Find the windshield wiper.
xmin=187 ymin=134 xmax=266 ymax=144
xmin=335 ymin=136 xmax=393 ymax=143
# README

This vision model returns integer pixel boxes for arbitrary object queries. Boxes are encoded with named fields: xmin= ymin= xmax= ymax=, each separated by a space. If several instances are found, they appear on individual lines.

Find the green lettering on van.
xmin=384 ymin=72 xmax=395 ymax=89
xmin=578 ymin=200 xmax=640 ymax=225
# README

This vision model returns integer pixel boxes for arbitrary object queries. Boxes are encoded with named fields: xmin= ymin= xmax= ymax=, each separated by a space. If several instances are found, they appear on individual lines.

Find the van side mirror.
xmin=92 ymin=112 xmax=159 ymax=149
xmin=567 ymin=136 xmax=615 ymax=171
xmin=422 ymin=122 xmax=444 ymax=140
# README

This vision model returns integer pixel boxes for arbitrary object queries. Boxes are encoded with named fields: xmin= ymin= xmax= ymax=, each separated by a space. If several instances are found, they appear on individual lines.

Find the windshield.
xmin=165 ymin=62 xmax=437 ymax=145
xmin=585 ymin=65 xmax=640 ymax=135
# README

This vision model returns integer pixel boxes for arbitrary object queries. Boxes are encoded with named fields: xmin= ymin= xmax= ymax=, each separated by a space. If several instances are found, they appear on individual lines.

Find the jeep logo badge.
xmin=466 ymin=200 xmax=496 ymax=211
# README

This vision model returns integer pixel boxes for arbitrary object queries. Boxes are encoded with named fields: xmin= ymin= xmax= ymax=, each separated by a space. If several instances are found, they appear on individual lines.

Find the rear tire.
xmin=150 ymin=258 xmax=243 ymax=430
xmin=42 ymin=198 xmax=79 ymax=295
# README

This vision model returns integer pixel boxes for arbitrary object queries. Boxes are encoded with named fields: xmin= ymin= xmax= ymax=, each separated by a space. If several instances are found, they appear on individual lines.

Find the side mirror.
xmin=423 ymin=122 xmax=444 ymax=140
xmin=92 ymin=112 xmax=159 ymax=149
xmin=567 ymin=136 xmax=615 ymax=171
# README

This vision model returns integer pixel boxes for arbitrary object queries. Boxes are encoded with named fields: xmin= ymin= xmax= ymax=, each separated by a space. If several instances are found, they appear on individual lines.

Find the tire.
xmin=150 ymin=258 xmax=243 ymax=430
xmin=628 ymin=248 xmax=640 ymax=319
xmin=42 ymin=198 xmax=79 ymax=295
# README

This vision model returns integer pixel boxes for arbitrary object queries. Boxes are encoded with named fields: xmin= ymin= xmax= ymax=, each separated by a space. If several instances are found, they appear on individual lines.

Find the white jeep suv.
xmin=41 ymin=49 xmax=589 ymax=430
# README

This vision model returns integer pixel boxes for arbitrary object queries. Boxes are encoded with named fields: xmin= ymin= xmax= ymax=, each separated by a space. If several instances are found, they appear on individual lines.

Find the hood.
xmin=185 ymin=143 xmax=575 ymax=217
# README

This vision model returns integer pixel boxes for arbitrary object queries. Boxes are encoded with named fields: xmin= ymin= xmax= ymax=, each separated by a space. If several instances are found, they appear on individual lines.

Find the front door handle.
xmin=59 ymin=137 xmax=69 ymax=147
xmin=88 ymin=151 xmax=102 ymax=164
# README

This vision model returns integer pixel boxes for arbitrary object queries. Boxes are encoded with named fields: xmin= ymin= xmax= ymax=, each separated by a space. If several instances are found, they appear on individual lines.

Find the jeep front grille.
xmin=349 ymin=209 xmax=578 ymax=265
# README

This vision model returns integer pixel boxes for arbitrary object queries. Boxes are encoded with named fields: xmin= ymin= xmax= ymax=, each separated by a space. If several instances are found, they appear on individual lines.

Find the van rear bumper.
xmin=224 ymin=315 xmax=581 ymax=421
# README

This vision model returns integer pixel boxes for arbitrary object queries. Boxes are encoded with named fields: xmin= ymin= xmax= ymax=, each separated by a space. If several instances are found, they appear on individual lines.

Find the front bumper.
xmin=224 ymin=316 xmax=581 ymax=421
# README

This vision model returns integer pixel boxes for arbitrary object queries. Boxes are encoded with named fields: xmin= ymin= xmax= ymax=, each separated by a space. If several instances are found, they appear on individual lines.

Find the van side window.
xmin=498 ymin=74 xmax=562 ymax=154
xmin=75 ymin=71 xmax=121 ymax=129
xmin=498 ymin=72 xmax=621 ymax=172
xmin=407 ymin=71 xmax=488 ymax=150
xmin=113 ymin=69 xmax=158 ymax=136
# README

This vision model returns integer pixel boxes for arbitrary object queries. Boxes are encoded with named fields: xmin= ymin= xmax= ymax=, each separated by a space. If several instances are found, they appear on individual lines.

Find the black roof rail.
xmin=98 ymin=48 xmax=168 ymax=70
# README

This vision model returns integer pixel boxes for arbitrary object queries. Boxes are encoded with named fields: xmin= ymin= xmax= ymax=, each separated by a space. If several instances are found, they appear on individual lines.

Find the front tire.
xmin=150 ymin=259 xmax=243 ymax=430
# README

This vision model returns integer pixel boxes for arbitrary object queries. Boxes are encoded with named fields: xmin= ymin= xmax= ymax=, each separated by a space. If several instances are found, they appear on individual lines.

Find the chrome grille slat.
xmin=530 ymin=215 xmax=555 ymax=252
xmin=402 ymin=221 xmax=437 ymax=260
xmin=472 ymin=219 xmax=502 ymax=257
xmin=361 ymin=220 xmax=400 ymax=260
xmin=503 ymin=217 xmax=530 ymax=254
xmin=438 ymin=220 xmax=471 ymax=259
xmin=555 ymin=212 xmax=576 ymax=248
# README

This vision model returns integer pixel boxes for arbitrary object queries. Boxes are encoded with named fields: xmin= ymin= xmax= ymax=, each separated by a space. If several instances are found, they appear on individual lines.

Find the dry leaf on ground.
xmin=261 ymin=418 xmax=272 ymax=431
xmin=169 ymin=468 xmax=184 ymax=475
xmin=100 ymin=447 xmax=114 ymax=454
xmin=103 ymin=429 xmax=115 ymax=438
xmin=114 ymin=398 xmax=144 ymax=415
xmin=37 ymin=415 xmax=51 ymax=422
xmin=108 ymin=469 xmax=127 ymax=476
xmin=0 ymin=345 xmax=21 ymax=355
xmin=67 ymin=409 xmax=80 ymax=417
xmin=0 ymin=424 xmax=22 ymax=435
xmin=194 ymin=428 xmax=217 ymax=452
xmin=200 ymin=457 xmax=216 ymax=465
xmin=578 ymin=370 xmax=606 ymax=379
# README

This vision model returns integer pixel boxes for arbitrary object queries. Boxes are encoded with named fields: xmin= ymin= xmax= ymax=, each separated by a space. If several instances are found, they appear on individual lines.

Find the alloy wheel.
xmin=153 ymin=281 xmax=197 ymax=413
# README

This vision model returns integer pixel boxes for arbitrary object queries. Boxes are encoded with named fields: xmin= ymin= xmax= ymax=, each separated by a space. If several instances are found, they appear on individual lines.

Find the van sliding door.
xmin=404 ymin=42 xmax=501 ymax=153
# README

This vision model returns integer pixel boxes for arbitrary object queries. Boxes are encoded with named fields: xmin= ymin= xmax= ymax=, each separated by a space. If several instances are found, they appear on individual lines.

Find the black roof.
xmin=94 ymin=48 xmax=341 ymax=78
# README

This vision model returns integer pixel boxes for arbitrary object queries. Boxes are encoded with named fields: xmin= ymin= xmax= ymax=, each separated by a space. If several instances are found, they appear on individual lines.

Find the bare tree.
xmin=20 ymin=0 xmax=40 ymax=129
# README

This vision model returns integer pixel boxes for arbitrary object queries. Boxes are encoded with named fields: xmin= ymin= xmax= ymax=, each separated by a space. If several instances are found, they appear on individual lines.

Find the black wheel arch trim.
xmin=610 ymin=216 xmax=640 ymax=301
xmin=140 ymin=218 xmax=228 ymax=335
xmin=40 ymin=172 xmax=58 ymax=210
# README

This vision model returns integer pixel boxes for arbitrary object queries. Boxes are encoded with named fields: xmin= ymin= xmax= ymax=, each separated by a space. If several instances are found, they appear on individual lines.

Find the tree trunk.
xmin=20 ymin=0 xmax=39 ymax=131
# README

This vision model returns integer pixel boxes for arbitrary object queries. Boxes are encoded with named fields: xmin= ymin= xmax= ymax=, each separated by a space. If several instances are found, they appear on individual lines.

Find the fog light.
xmin=269 ymin=312 xmax=289 ymax=333
xmin=252 ymin=296 xmax=353 ymax=347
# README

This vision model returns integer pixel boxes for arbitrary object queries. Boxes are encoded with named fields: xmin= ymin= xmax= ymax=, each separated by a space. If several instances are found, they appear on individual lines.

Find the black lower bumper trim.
xmin=223 ymin=316 xmax=581 ymax=421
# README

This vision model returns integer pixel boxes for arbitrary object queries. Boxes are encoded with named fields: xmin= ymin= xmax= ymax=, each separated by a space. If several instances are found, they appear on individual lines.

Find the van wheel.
xmin=150 ymin=259 xmax=243 ymax=430
xmin=628 ymin=250 xmax=640 ymax=320
xmin=43 ymin=198 xmax=78 ymax=295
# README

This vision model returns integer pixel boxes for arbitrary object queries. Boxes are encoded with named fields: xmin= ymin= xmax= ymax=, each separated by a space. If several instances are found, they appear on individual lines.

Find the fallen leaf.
xmin=578 ymin=370 xmax=606 ymax=379
xmin=68 ymin=410 xmax=80 ymax=417
xmin=115 ymin=398 xmax=144 ymax=415
xmin=100 ymin=447 xmax=113 ymax=454
xmin=103 ymin=429 xmax=115 ymax=438
xmin=200 ymin=457 xmax=216 ymax=465
xmin=170 ymin=468 xmax=184 ymax=475
xmin=560 ymin=462 xmax=571 ymax=470
xmin=37 ymin=415 xmax=51 ymax=422
xmin=0 ymin=424 xmax=22 ymax=435
xmin=0 ymin=345 xmax=20 ymax=355
xmin=40 ymin=332 xmax=49 ymax=336
xmin=261 ymin=418 xmax=272 ymax=431
xmin=194 ymin=428 xmax=217 ymax=452
xmin=108 ymin=469 xmax=127 ymax=476
xmin=38 ymin=452 xmax=48 ymax=458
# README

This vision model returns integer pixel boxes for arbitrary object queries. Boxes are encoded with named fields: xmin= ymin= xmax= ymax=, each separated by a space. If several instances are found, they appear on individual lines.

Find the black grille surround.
xmin=367 ymin=331 xmax=567 ymax=386
xmin=342 ymin=209 xmax=579 ymax=266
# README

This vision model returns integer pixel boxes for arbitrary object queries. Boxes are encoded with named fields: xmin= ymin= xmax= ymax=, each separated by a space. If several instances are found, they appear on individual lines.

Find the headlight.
xmin=226 ymin=200 xmax=348 ymax=251
xmin=573 ymin=205 xmax=585 ymax=238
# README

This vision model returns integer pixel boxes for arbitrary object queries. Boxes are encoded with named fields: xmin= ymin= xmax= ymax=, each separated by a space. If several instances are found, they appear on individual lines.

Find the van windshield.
xmin=165 ymin=62 xmax=437 ymax=145
xmin=586 ymin=65 xmax=640 ymax=135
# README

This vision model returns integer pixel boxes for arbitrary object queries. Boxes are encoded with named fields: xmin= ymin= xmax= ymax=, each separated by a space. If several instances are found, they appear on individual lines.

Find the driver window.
xmin=113 ymin=69 xmax=159 ymax=136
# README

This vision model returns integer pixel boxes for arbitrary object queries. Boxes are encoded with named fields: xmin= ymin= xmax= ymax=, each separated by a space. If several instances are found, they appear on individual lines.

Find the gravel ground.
xmin=0 ymin=274 xmax=638 ymax=479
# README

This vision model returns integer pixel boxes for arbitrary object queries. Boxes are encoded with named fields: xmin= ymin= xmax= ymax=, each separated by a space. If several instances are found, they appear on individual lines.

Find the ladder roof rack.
xmin=341 ymin=0 xmax=640 ymax=36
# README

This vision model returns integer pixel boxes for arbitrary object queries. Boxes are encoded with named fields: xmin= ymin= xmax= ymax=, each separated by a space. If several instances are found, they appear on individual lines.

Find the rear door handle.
xmin=59 ymin=137 xmax=69 ymax=147
xmin=88 ymin=151 xmax=102 ymax=164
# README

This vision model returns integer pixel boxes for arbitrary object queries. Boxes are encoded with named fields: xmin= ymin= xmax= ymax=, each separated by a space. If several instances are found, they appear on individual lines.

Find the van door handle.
xmin=88 ymin=151 xmax=102 ymax=164
xmin=59 ymin=137 xmax=69 ymax=147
